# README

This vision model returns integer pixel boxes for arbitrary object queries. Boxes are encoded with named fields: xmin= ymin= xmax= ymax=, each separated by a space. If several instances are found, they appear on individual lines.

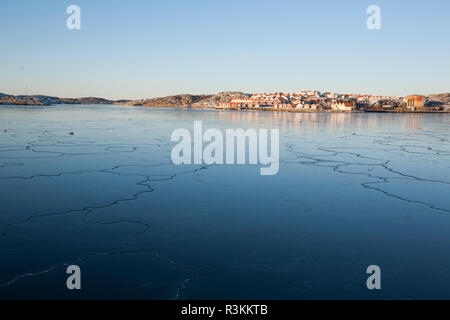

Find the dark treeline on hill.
xmin=427 ymin=93 xmax=450 ymax=106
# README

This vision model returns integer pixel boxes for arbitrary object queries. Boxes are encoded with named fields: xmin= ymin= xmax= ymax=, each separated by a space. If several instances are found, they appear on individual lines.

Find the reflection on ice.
xmin=0 ymin=104 xmax=449 ymax=299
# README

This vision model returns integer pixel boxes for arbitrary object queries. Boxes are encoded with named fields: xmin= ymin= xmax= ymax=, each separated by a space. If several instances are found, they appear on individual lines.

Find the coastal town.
xmin=216 ymin=91 xmax=450 ymax=112
xmin=1 ymin=91 xmax=449 ymax=113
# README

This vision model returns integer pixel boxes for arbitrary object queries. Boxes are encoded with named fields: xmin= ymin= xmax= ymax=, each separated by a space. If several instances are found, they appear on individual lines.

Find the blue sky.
xmin=0 ymin=0 xmax=449 ymax=99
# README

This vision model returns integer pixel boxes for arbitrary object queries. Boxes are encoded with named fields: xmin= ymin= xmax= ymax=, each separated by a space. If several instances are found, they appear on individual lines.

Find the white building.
xmin=331 ymin=102 xmax=353 ymax=111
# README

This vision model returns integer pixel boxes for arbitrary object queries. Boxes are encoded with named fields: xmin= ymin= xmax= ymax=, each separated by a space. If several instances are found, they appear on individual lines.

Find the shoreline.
xmin=129 ymin=104 xmax=450 ymax=114
xmin=1 ymin=103 xmax=449 ymax=114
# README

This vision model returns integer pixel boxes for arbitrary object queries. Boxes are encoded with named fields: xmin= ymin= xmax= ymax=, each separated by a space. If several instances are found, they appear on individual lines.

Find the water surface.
xmin=0 ymin=104 xmax=449 ymax=299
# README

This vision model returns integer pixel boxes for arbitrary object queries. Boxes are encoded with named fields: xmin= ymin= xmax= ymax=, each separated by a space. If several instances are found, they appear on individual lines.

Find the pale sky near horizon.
xmin=0 ymin=0 xmax=449 ymax=99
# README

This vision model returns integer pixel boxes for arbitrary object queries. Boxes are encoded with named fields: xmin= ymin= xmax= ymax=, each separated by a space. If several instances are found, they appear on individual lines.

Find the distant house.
xmin=230 ymin=98 xmax=253 ymax=108
xmin=331 ymin=101 xmax=354 ymax=111
xmin=296 ymin=103 xmax=318 ymax=110
xmin=406 ymin=95 xmax=425 ymax=110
